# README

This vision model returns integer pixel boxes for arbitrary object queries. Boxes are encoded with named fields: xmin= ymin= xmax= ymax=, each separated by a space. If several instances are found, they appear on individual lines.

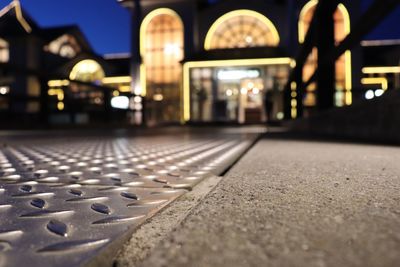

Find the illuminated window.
xmin=299 ymin=1 xmax=352 ymax=106
xmin=141 ymin=8 xmax=184 ymax=122
xmin=204 ymin=9 xmax=280 ymax=50
xmin=45 ymin=34 xmax=81 ymax=58
xmin=0 ymin=38 xmax=9 ymax=63
xmin=69 ymin=59 xmax=105 ymax=83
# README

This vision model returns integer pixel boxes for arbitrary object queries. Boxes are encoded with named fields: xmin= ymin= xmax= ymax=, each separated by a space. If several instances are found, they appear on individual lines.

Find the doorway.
xmin=238 ymin=78 xmax=265 ymax=124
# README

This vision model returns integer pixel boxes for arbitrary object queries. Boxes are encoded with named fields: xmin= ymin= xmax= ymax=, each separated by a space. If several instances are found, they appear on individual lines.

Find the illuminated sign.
xmin=217 ymin=69 xmax=261 ymax=80
xmin=111 ymin=96 xmax=129 ymax=109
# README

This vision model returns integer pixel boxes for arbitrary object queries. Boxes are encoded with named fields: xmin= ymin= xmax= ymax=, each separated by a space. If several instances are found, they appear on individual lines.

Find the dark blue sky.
xmin=0 ymin=0 xmax=399 ymax=55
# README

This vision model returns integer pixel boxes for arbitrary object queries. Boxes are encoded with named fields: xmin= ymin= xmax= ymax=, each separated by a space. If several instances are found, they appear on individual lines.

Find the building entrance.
xmin=186 ymin=59 xmax=291 ymax=124
xmin=218 ymin=77 xmax=265 ymax=123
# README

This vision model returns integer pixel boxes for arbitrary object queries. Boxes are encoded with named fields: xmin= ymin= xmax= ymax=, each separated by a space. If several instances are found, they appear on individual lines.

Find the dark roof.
xmin=0 ymin=1 xmax=40 ymax=37
xmin=362 ymin=44 xmax=400 ymax=67
xmin=40 ymin=25 xmax=79 ymax=42
xmin=104 ymin=56 xmax=130 ymax=76
xmin=40 ymin=25 xmax=94 ymax=52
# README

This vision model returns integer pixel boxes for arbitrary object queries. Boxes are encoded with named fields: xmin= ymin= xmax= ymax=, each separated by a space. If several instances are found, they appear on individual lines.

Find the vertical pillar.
xmin=294 ymin=68 xmax=304 ymax=118
xmin=394 ymin=73 xmax=400 ymax=89
xmin=130 ymin=0 xmax=144 ymax=125
xmin=316 ymin=1 xmax=336 ymax=110
xmin=130 ymin=0 xmax=142 ymax=93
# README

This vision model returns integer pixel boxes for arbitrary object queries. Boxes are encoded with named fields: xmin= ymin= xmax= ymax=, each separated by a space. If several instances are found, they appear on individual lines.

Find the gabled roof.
xmin=0 ymin=0 xmax=39 ymax=37
xmin=40 ymin=25 xmax=94 ymax=52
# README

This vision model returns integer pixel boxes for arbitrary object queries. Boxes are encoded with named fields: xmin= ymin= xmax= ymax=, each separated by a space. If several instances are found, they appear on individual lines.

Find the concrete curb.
xmin=114 ymin=175 xmax=223 ymax=267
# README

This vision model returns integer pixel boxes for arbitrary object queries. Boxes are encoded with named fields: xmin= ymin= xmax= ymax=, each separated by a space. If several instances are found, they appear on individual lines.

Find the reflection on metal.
xmin=0 ymin=133 xmax=256 ymax=267
xmin=361 ymin=77 xmax=389 ymax=90
xmin=182 ymin=58 xmax=293 ymax=122
xmin=204 ymin=9 xmax=280 ymax=50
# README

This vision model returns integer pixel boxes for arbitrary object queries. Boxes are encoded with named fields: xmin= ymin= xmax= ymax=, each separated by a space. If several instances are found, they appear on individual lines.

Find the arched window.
xmin=45 ymin=34 xmax=81 ymax=58
xmin=204 ymin=9 xmax=280 ymax=50
xmin=299 ymin=1 xmax=352 ymax=106
xmin=141 ymin=8 xmax=184 ymax=122
xmin=0 ymin=38 xmax=9 ymax=63
xmin=69 ymin=59 xmax=105 ymax=83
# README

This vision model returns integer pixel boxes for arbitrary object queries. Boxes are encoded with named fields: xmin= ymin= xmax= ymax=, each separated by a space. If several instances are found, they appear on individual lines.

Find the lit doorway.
xmin=238 ymin=78 xmax=265 ymax=124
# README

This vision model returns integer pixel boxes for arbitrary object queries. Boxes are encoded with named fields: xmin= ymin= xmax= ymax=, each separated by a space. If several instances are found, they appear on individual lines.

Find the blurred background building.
xmin=0 ymin=0 xmax=398 ymax=127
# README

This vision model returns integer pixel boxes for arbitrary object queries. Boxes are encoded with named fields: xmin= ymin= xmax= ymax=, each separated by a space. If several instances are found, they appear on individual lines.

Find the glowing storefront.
xmin=120 ymin=0 xmax=362 ymax=124
xmin=184 ymin=10 xmax=291 ymax=123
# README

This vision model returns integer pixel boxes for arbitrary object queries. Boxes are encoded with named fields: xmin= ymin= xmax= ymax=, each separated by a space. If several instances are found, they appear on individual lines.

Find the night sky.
xmin=0 ymin=0 xmax=399 ymax=55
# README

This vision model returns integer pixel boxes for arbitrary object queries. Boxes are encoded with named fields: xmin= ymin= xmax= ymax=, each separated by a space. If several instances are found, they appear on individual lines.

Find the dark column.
xmin=129 ymin=0 xmax=144 ymax=125
xmin=316 ymin=1 xmax=336 ymax=110
xmin=130 ymin=0 xmax=142 ymax=91
xmin=294 ymin=68 xmax=304 ymax=118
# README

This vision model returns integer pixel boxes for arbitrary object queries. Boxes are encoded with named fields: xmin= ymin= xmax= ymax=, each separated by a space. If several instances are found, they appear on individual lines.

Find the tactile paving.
xmin=0 ymin=133 xmax=257 ymax=267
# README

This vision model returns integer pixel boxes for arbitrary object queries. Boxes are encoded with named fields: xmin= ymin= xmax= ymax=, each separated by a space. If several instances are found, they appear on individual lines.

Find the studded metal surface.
xmin=0 ymin=133 xmax=257 ymax=267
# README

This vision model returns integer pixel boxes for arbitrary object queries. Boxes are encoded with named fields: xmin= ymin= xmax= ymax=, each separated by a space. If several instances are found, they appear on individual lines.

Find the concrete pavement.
xmin=117 ymin=134 xmax=400 ymax=267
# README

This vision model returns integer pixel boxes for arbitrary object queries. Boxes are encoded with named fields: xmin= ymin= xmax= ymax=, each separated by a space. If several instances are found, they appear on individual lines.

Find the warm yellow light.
xmin=204 ymin=9 xmax=280 ymax=50
xmin=182 ymin=57 xmax=293 ymax=122
xmin=290 ymin=81 xmax=297 ymax=90
xmin=361 ymin=77 xmax=389 ymax=90
xmin=57 ymin=102 xmax=64 ymax=111
xmin=48 ymin=80 xmax=70 ymax=87
xmin=140 ymin=8 xmax=182 ymax=98
xmin=48 ymin=89 xmax=56 ymax=96
xmin=362 ymin=66 xmax=400 ymax=74
xmin=48 ymin=88 xmax=63 ymax=96
xmin=153 ymin=94 xmax=164 ymax=101
xmin=299 ymin=1 xmax=352 ymax=105
xmin=69 ymin=59 xmax=105 ymax=82
xmin=291 ymin=108 xmax=297 ymax=119
xmin=298 ymin=0 xmax=317 ymax=43
xmin=339 ymin=4 xmax=352 ymax=105
xmin=57 ymin=92 xmax=64 ymax=101
xmin=102 ymin=76 xmax=132 ymax=84
xmin=113 ymin=90 xmax=120 ymax=97
xmin=119 ymin=85 xmax=131 ymax=93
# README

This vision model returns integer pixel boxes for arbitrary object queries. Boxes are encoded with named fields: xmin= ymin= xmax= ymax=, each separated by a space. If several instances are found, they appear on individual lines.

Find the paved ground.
xmin=0 ymin=127 xmax=261 ymax=267
xmin=127 ymin=134 xmax=400 ymax=267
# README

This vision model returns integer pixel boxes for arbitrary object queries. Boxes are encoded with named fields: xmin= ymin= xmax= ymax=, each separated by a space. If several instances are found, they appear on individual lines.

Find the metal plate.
xmin=0 ymin=133 xmax=257 ymax=267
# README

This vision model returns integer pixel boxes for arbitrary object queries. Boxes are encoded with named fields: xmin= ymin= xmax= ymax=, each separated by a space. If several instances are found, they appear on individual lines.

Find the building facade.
xmin=120 ymin=0 xmax=367 ymax=125
xmin=0 ymin=0 xmax=133 ymax=126
xmin=0 ymin=0 xmax=398 ymax=127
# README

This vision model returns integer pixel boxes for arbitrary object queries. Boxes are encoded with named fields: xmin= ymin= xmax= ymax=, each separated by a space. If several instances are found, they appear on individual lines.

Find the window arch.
xmin=299 ymin=0 xmax=352 ymax=106
xmin=140 ymin=8 xmax=184 ymax=122
xmin=0 ymin=38 xmax=9 ymax=63
xmin=69 ymin=59 xmax=105 ymax=83
xmin=204 ymin=9 xmax=280 ymax=50
xmin=45 ymin=34 xmax=81 ymax=58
